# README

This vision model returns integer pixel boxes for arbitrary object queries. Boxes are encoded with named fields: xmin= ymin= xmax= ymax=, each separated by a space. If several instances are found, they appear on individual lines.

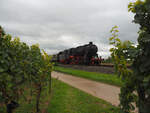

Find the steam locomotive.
xmin=52 ymin=42 xmax=103 ymax=65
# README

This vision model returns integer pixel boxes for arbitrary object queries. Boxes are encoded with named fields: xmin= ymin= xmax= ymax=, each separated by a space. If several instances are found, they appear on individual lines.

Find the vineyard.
xmin=0 ymin=0 xmax=150 ymax=113
xmin=0 ymin=27 xmax=53 ymax=113
xmin=109 ymin=0 xmax=150 ymax=112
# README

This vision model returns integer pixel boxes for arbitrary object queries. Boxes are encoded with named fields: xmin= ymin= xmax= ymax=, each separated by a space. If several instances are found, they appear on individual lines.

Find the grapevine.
xmin=109 ymin=0 xmax=150 ymax=113
xmin=0 ymin=26 xmax=53 ymax=113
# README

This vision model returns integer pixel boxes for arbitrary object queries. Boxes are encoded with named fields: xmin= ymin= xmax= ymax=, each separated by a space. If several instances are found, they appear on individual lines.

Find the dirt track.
xmin=52 ymin=71 xmax=120 ymax=106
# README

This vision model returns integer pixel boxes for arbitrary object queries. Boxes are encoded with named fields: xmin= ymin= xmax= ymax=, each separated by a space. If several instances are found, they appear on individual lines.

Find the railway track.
xmin=57 ymin=64 xmax=115 ymax=74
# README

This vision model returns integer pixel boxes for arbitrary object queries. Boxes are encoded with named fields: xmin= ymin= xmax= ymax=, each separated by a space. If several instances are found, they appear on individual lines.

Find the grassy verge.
xmin=0 ymin=79 xmax=120 ymax=113
xmin=47 ymin=79 xmax=119 ymax=113
xmin=54 ymin=66 xmax=122 ymax=87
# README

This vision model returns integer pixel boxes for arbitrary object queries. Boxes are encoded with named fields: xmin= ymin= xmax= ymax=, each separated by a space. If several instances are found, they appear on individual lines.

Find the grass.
xmin=47 ymin=79 xmax=120 ymax=113
xmin=0 ymin=79 xmax=120 ymax=113
xmin=54 ymin=66 xmax=123 ymax=87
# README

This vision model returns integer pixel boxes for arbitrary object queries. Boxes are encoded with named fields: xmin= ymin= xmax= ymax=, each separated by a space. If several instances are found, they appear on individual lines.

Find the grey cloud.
xmin=0 ymin=0 xmax=138 ymax=58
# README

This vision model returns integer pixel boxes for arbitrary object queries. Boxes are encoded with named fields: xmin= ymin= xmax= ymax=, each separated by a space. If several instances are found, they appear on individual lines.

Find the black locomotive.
xmin=52 ymin=42 xmax=102 ymax=65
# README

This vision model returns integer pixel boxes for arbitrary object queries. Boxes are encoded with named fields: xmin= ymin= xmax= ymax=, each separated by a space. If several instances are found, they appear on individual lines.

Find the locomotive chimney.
xmin=89 ymin=42 xmax=93 ymax=45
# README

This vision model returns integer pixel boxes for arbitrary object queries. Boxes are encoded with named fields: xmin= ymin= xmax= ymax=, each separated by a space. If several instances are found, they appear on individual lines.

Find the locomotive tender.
xmin=52 ymin=42 xmax=102 ymax=65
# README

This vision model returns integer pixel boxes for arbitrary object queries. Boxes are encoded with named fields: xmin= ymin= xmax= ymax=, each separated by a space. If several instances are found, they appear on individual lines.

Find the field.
xmin=54 ymin=66 xmax=122 ymax=87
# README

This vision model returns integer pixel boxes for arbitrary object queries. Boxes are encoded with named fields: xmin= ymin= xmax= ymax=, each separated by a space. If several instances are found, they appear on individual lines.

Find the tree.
xmin=0 ymin=26 xmax=5 ymax=37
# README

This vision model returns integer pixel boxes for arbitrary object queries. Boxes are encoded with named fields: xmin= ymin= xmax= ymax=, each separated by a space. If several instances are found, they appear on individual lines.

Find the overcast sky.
xmin=0 ymin=0 xmax=139 ymax=58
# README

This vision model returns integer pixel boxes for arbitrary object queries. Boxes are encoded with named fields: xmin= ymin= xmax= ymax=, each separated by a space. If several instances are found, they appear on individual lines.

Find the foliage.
xmin=0 ymin=26 xmax=6 ymax=37
xmin=102 ymin=56 xmax=113 ymax=63
xmin=109 ymin=0 xmax=150 ymax=113
xmin=0 ymin=26 xmax=53 ymax=113
xmin=109 ymin=26 xmax=137 ymax=113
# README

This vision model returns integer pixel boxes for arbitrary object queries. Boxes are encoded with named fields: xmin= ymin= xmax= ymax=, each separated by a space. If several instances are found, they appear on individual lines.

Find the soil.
xmin=57 ymin=64 xmax=115 ymax=74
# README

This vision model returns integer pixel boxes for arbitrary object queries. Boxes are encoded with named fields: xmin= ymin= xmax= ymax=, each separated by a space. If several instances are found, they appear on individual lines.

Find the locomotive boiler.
xmin=52 ymin=42 xmax=102 ymax=65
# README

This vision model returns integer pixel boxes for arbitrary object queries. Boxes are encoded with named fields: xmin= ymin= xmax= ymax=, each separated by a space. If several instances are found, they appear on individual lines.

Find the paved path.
xmin=52 ymin=71 xmax=120 ymax=106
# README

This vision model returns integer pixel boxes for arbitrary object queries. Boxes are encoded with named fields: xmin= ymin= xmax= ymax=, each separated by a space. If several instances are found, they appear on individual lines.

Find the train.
xmin=52 ymin=42 xmax=103 ymax=65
